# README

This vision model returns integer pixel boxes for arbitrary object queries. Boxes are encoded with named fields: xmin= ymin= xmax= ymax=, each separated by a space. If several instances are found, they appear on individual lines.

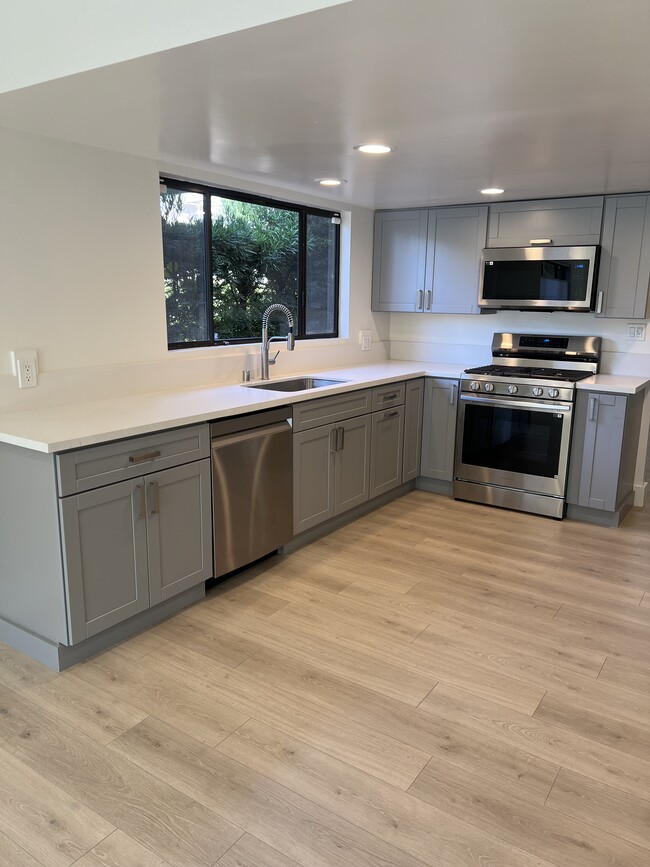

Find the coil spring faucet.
xmin=260 ymin=304 xmax=295 ymax=380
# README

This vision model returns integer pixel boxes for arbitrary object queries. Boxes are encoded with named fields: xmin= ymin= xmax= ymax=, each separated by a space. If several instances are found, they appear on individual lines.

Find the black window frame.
xmin=161 ymin=177 xmax=341 ymax=350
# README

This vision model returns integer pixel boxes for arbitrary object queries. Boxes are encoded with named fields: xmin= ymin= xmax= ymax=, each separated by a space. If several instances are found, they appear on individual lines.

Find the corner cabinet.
xmin=58 ymin=425 xmax=212 ymax=643
xmin=596 ymin=194 xmax=650 ymax=319
xmin=566 ymin=390 xmax=644 ymax=525
xmin=372 ymin=206 xmax=488 ymax=314
xmin=420 ymin=378 xmax=458 ymax=481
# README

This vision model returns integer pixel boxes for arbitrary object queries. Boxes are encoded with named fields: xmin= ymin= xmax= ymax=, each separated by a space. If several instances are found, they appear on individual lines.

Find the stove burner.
xmin=464 ymin=364 xmax=593 ymax=383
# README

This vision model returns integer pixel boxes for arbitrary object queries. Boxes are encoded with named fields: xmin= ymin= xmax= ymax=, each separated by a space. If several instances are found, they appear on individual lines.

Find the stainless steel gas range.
xmin=454 ymin=333 xmax=602 ymax=519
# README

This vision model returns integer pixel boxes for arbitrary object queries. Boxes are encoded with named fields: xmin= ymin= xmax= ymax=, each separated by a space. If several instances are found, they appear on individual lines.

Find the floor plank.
xmin=216 ymin=718 xmax=557 ymax=867
xmin=545 ymin=768 xmax=650 ymax=851
xmin=1 ymin=490 xmax=649 ymax=866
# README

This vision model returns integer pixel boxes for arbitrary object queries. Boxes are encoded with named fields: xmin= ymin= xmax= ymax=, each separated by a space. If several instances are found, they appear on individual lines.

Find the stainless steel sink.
xmin=245 ymin=377 xmax=346 ymax=392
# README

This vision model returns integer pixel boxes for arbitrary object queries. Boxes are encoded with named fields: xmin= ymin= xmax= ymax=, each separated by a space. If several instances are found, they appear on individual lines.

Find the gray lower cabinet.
xmin=372 ymin=206 xmax=487 ymax=314
xmin=420 ymin=378 xmax=458 ymax=481
xmin=293 ymin=415 xmax=371 ymax=534
xmin=567 ymin=390 xmax=643 ymax=517
xmin=402 ymin=378 xmax=424 ymax=482
xmin=596 ymin=194 xmax=650 ymax=319
xmin=59 ymin=429 xmax=212 ymax=644
xmin=369 ymin=405 xmax=405 ymax=498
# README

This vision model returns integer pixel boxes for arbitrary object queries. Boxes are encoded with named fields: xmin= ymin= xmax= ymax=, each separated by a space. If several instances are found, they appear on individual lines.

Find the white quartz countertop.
xmin=576 ymin=374 xmax=650 ymax=395
xmin=0 ymin=361 xmax=463 ymax=454
xmin=1 ymin=360 xmax=646 ymax=454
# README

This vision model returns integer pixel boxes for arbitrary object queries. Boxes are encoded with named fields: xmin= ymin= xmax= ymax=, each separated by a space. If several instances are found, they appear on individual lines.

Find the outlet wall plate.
xmin=627 ymin=323 xmax=647 ymax=341
xmin=359 ymin=329 xmax=372 ymax=351
xmin=10 ymin=349 xmax=39 ymax=388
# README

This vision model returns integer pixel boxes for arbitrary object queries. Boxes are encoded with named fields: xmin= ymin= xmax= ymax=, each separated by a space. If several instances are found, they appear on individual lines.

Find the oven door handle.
xmin=460 ymin=394 xmax=572 ymax=413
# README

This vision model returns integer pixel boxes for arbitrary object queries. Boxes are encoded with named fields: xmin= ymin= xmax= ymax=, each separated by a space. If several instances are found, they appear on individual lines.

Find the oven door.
xmin=455 ymin=393 xmax=573 ymax=496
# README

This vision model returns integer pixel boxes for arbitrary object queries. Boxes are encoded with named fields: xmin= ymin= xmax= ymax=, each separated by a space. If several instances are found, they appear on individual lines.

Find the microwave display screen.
xmin=482 ymin=259 xmax=591 ymax=303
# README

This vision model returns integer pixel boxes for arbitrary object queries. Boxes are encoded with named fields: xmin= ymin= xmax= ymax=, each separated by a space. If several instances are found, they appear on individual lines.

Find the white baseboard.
xmin=634 ymin=480 xmax=648 ymax=508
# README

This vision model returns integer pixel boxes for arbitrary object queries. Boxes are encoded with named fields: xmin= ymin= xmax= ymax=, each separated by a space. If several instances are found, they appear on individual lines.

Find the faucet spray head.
xmin=287 ymin=328 xmax=295 ymax=351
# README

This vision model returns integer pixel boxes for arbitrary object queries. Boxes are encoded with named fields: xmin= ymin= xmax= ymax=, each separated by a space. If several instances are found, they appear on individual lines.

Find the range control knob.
xmin=470 ymin=381 xmax=481 ymax=391
xmin=507 ymin=384 xmax=518 ymax=394
xmin=548 ymin=388 xmax=560 ymax=398
xmin=483 ymin=382 xmax=495 ymax=393
xmin=532 ymin=386 xmax=544 ymax=397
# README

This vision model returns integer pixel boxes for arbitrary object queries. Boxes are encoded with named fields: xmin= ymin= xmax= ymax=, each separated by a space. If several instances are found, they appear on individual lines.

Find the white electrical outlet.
xmin=10 ymin=350 xmax=39 ymax=388
xmin=359 ymin=330 xmax=372 ymax=351
xmin=627 ymin=323 xmax=647 ymax=341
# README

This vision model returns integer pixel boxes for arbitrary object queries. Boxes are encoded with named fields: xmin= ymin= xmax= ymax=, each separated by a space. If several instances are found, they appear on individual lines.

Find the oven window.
xmin=462 ymin=404 xmax=564 ymax=477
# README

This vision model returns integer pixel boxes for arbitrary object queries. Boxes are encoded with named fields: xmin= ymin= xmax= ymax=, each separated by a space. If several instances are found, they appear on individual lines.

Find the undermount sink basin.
xmin=245 ymin=377 xmax=347 ymax=392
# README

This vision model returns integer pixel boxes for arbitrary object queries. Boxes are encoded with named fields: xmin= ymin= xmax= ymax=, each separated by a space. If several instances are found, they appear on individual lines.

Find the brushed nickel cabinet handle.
xmin=449 ymin=383 xmax=457 ymax=405
xmin=596 ymin=291 xmax=604 ymax=314
xmin=129 ymin=450 xmax=161 ymax=464
xmin=588 ymin=396 xmax=599 ymax=422
xmin=529 ymin=238 xmax=552 ymax=245
xmin=148 ymin=481 xmax=160 ymax=514
xmin=134 ymin=484 xmax=146 ymax=520
xmin=382 ymin=392 xmax=398 ymax=401
xmin=416 ymin=290 xmax=424 ymax=311
xmin=330 ymin=428 xmax=338 ymax=452
xmin=425 ymin=290 xmax=432 ymax=310
xmin=383 ymin=410 xmax=399 ymax=419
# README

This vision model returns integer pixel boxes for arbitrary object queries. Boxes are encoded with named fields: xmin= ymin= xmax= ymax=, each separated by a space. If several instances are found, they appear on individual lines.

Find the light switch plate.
xmin=627 ymin=323 xmax=646 ymax=341
xmin=359 ymin=330 xmax=372 ymax=351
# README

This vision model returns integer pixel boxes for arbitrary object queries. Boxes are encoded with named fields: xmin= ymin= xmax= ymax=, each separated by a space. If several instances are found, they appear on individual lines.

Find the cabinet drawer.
xmin=371 ymin=381 xmax=405 ymax=411
xmin=57 ymin=424 xmax=210 ymax=496
xmin=292 ymin=389 xmax=371 ymax=432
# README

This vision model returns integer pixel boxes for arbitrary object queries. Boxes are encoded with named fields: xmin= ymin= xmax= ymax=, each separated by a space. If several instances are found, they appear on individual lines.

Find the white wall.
xmin=390 ymin=310 xmax=650 ymax=375
xmin=0 ymin=126 xmax=388 ymax=412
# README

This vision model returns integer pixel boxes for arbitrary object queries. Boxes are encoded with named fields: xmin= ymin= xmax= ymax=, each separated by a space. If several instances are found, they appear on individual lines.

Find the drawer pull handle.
xmin=382 ymin=393 xmax=398 ymax=401
xmin=383 ymin=410 xmax=399 ymax=419
xmin=529 ymin=238 xmax=552 ymax=245
xmin=129 ymin=450 xmax=161 ymax=464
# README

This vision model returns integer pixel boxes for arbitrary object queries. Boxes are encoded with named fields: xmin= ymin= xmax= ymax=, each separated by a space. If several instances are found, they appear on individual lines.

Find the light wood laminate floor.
xmin=1 ymin=491 xmax=649 ymax=866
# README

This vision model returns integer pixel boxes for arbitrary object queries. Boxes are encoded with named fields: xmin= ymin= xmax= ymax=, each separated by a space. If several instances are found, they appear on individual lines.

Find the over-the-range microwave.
xmin=478 ymin=245 xmax=600 ymax=312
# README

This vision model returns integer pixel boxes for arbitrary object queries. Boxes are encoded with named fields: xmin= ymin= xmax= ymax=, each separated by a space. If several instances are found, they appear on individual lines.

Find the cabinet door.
xmin=486 ymin=197 xmax=604 ymax=248
xmin=420 ymin=378 xmax=458 ymax=481
xmin=424 ymin=206 xmax=488 ymax=314
xmin=146 ymin=459 xmax=212 ymax=605
xmin=402 ymin=378 xmax=424 ymax=482
xmin=370 ymin=406 xmax=405 ymax=498
xmin=293 ymin=424 xmax=336 ymax=534
xmin=371 ymin=210 xmax=428 ymax=311
xmin=571 ymin=393 xmax=626 ymax=510
xmin=596 ymin=195 xmax=650 ymax=319
xmin=60 ymin=479 xmax=149 ymax=643
xmin=334 ymin=415 xmax=371 ymax=515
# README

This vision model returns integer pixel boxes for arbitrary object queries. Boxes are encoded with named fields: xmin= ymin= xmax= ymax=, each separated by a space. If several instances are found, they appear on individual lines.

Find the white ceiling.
xmin=2 ymin=0 xmax=649 ymax=209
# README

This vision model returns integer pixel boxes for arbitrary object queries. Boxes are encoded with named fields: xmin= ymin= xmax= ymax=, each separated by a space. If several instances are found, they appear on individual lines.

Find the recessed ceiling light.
xmin=480 ymin=187 xmax=505 ymax=195
xmin=314 ymin=177 xmax=347 ymax=186
xmin=354 ymin=144 xmax=394 ymax=154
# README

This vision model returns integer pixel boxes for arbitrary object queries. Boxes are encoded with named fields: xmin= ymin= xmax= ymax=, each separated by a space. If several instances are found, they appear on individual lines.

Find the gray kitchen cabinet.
xmin=58 ymin=425 xmax=211 ymax=644
xmin=486 ymin=196 xmax=604 ymax=248
xmin=369 ymin=405 xmax=405 ymax=498
xmin=372 ymin=206 xmax=487 ymax=314
xmin=293 ymin=413 xmax=371 ymax=534
xmin=420 ymin=377 xmax=458 ymax=481
xmin=567 ymin=390 xmax=644 ymax=523
xmin=424 ymin=206 xmax=488 ymax=313
xmin=402 ymin=378 xmax=424 ymax=482
xmin=372 ymin=210 xmax=428 ymax=311
xmin=596 ymin=194 xmax=650 ymax=319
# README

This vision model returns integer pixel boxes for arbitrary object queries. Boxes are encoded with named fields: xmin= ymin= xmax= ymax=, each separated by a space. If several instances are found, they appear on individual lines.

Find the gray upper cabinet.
xmin=372 ymin=210 xmax=428 ymax=311
xmin=372 ymin=206 xmax=487 ymax=314
xmin=596 ymin=194 xmax=650 ymax=319
xmin=402 ymin=378 xmax=424 ymax=482
xmin=486 ymin=196 xmax=604 ymax=248
xmin=420 ymin=378 xmax=458 ymax=481
xmin=425 ymin=206 xmax=488 ymax=314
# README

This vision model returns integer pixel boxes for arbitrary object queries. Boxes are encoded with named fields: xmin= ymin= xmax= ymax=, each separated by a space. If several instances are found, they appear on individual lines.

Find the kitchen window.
xmin=160 ymin=178 xmax=340 ymax=348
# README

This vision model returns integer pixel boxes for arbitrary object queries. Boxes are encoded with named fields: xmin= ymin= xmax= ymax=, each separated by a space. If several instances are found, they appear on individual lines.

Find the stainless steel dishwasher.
xmin=210 ymin=407 xmax=293 ymax=579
